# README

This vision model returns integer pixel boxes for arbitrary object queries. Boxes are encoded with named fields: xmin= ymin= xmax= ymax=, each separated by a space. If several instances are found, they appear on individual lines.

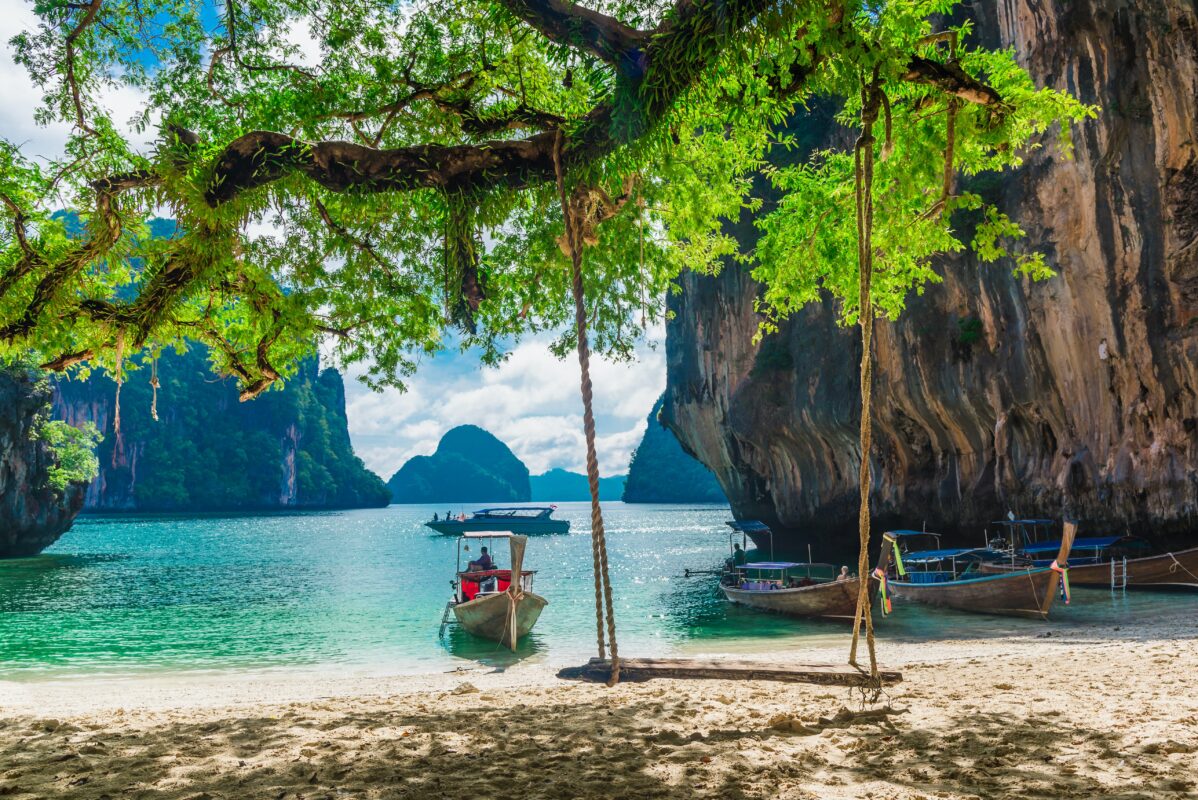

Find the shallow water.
xmin=1 ymin=502 xmax=1194 ymax=680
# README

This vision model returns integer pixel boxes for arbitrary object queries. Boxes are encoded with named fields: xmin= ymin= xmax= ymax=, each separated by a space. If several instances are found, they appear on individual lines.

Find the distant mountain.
xmin=530 ymin=468 xmax=625 ymax=501
xmin=388 ymin=425 xmax=530 ymax=503
xmin=623 ymin=394 xmax=727 ymax=504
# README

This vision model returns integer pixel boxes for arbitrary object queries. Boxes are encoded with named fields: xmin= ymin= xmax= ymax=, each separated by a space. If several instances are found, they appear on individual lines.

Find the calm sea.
xmin=1 ymin=502 xmax=1192 ymax=680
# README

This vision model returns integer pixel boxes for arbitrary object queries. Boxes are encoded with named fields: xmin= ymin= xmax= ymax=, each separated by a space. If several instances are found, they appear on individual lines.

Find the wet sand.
xmin=1 ymin=611 xmax=1196 ymax=799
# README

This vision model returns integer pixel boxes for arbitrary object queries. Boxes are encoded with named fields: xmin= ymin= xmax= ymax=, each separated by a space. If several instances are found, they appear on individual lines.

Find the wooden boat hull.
xmin=889 ymin=568 xmax=1062 ymax=620
xmin=980 ymin=545 xmax=1198 ymax=589
xmin=452 ymin=591 xmax=548 ymax=649
xmin=428 ymin=519 xmax=569 ymax=535
xmin=720 ymin=577 xmax=871 ymax=620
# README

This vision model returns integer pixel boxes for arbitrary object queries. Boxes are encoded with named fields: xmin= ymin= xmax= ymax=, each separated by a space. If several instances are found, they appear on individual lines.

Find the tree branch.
xmin=0 ymin=170 xmax=160 ymax=342
xmin=201 ymin=0 xmax=794 ymax=204
xmin=496 ymin=0 xmax=648 ymax=68
xmin=64 ymin=0 xmax=104 ymax=136
xmin=904 ymin=56 xmax=1004 ymax=107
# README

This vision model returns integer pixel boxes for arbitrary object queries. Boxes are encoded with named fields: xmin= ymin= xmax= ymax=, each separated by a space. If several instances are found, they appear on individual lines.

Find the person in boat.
xmin=468 ymin=547 xmax=494 ymax=572
xmin=732 ymin=543 xmax=747 ymax=566
xmin=836 ymin=566 xmax=850 ymax=581
xmin=433 ymin=513 xmax=439 ymax=522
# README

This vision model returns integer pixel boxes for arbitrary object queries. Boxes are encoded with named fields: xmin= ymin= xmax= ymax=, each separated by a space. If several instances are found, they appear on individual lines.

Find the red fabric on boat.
xmin=459 ymin=570 xmax=512 ymax=601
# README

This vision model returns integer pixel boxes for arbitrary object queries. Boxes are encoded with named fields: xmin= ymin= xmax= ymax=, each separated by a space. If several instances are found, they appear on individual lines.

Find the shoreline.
xmin=1 ymin=609 xmax=1196 ymax=798
xmin=3 ymin=592 xmax=1195 ymax=715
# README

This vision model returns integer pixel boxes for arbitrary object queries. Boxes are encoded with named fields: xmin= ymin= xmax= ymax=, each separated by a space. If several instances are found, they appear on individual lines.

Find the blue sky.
xmin=1 ymin=2 xmax=665 ymax=479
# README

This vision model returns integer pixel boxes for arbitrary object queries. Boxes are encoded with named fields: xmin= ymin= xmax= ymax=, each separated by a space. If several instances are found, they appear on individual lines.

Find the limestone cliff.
xmin=0 ymin=367 xmax=86 ymax=557
xmin=52 ymin=348 xmax=390 ymax=511
xmin=623 ymin=394 xmax=727 ymax=504
xmin=664 ymin=0 xmax=1198 ymax=545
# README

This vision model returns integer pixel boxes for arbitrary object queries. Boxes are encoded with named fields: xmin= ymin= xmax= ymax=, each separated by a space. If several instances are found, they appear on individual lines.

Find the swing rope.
xmin=553 ymin=130 xmax=620 ymax=685
xmin=848 ymin=75 xmax=883 ymax=682
xmin=112 ymin=329 xmax=126 ymax=468
xmin=149 ymin=349 xmax=160 ymax=422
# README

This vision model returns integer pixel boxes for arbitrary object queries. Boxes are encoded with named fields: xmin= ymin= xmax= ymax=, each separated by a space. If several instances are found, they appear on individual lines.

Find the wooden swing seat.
xmin=557 ymin=657 xmax=902 ymax=687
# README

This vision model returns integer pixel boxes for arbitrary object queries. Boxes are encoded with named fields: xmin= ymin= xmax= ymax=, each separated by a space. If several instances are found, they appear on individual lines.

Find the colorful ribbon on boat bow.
xmin=892 ymin=539 xmax=906 ymax=577
xmin=1050 ymin=560 xmax=1071 ymax=605
xmin=874 ymin=567 xmax=892 ymax=616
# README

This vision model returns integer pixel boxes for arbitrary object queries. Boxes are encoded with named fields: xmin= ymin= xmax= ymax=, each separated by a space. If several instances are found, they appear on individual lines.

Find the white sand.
xmin=1 ymin=610 xmax=1196 ymax=799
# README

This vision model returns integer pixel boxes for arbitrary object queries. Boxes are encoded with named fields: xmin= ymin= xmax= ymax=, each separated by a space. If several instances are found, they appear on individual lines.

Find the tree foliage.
xmin=1 ymin=0 xmax=1091 ymax=400
xmin=35 ymin=420 xmax=102 ymax=492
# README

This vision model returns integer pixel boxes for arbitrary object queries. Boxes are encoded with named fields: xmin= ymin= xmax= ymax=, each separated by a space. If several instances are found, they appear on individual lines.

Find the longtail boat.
xmin=874 ymin=523 xmax=1077 ymax=620
xmin=720 ymin=562 xmax=871 ymax=620
xmin=979 ymin=519 xmax=1198 ymax=590
xmin=714 ymin=520 xmax=872 ymax=620
xmin=444 ymin=532 xmax=547 ymax=650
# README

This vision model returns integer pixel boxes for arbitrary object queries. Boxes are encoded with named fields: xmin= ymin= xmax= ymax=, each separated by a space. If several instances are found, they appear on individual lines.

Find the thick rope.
xmin=112 ymin=329 xmax=125 ymax=468
xmin=553 ymin=130 xmax=621 ymax=685
xmin=1167 ymin=553 xmax=1198 ymax=583
xmin=149 ymin=350 xmax=160 ymax=422
xmin=848 ymin=79 xmax=881 ymax=681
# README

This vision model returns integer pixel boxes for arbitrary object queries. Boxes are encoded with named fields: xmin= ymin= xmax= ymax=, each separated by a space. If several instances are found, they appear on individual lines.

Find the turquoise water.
xmin=1 ymin=502 xmax=1194 ymax=680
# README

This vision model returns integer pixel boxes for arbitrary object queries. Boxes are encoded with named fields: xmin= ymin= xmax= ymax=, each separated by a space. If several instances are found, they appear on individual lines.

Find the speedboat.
xmin=441 ymin=532 xmax=547 ymax=650
xmin=426 ymin=506 xmax=570 ymax=535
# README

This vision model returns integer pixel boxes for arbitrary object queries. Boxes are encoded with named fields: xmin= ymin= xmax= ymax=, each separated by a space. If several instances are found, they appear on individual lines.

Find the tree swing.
xmin=549 ymin=132 xmax=901 ymax=690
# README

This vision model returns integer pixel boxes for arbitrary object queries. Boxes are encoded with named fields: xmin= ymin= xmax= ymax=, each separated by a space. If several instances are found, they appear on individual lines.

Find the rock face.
xmin=623 ymin=394 xmax=727 ymax=504
xmin=0 ymin=367 xmax=87 ymax=557
xmin=664 ymin=0 xmax=1198 ymax=545
xmin=53 ymin=348 xmax=390 ymax=511
xmin=388 ymin=425 xmax=531 ymax=503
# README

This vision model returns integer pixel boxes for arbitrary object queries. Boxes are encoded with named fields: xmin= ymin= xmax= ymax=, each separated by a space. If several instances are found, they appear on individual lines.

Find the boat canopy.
xmin=887 ymin=529 xmax=943 ymax=538
xmin=460 ymin=530 xmax=515 ymax=539
xmin=473 ymin=507 xmax=554 ymax=516
xmin=903 ymin=547 xmax=1003 ymax=563
xmin=991 ymin=518 xmax=1055 ymax=525
xmin=1020 ymin=535 xmax=1124 ymax=554
xmin=743 ymin=561 xmax=804 ymax=570
xmin=727 ymin=520 xmax=772 ymax=533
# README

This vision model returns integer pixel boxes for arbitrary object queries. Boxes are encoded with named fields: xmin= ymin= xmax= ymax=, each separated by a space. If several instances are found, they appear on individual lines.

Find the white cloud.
xmin=1 ymin=2 xmax=155 ymax=163
xmin=342 ymin=333 xmax=665 ymax=480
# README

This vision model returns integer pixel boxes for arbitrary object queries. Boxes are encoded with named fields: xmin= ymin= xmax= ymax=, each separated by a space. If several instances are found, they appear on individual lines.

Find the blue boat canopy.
xmin=473 ymin=507 xmax=554 ymax=516
xmin=743 ymin=561 xmax=803 ymax=570
xmin=991 ymin=518 xmax=1055 ymax=525
xmin=1020 ymin=535 xmax=1124 ymax=554
xmin=903 ymin=547 xmax=1004 ymax=563
xmin=887 ymin=530 xmax=942 ymax=538
xmin=727 ymin=520 xmax=772 ymax=533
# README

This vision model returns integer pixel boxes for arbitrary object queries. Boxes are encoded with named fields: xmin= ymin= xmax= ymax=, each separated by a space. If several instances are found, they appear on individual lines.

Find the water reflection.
xmin=440 ymin=625 xmax=546 ymax=668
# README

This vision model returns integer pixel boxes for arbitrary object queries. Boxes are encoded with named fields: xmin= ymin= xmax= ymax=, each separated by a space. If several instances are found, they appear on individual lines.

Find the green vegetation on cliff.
xmin=388 ymin=425 xmax=530 ymax=504
xmin=623 ymin=395 xmax=726 ymax=504
xmin=53 ymin=348 xmax=389 ymax=511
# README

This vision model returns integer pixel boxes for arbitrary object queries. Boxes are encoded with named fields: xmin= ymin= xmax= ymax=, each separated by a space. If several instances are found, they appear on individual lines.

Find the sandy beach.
xmin=2 ymin=606 xmax=1196 ymax=800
